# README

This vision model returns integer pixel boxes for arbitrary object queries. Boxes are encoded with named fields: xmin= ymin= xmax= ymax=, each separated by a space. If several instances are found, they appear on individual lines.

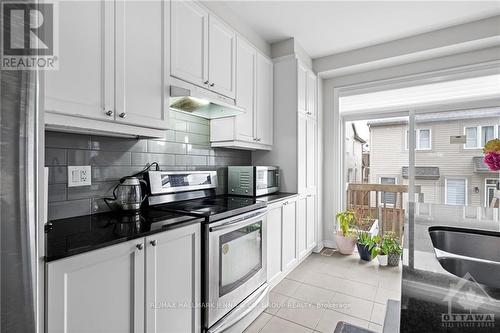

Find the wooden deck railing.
xmin=346 ymin=183 xmax=422 ymax=238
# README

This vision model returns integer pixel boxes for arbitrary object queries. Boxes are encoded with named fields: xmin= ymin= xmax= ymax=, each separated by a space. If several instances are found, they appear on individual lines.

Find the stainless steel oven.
xmin=205 ymin=208 xmax=268 ymax=330
xmin=228 ymin=166 xmax=280 ymax=197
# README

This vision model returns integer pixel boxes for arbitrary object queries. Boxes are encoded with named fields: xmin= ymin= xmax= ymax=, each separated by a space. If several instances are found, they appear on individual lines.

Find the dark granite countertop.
xmin=45 ymin=209 xmax=203 ymax=262
xmin=256 ymin=192 xmax=298 ymax=204
xmin=400 ymin=203 xmax=500 ymax=333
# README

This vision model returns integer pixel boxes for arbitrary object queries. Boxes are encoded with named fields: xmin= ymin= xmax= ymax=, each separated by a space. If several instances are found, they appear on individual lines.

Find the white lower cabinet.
xmin=266 ymin=196 xmax=298 ymax=288
xmin=145 ymin=224 xmax=200 ymax=333
xmin=282 ymin=199 xmax=298 ymax=271
xmin=296 ymin=196 xmax=308 ymax=258
xmin=267 ymin=203 xmax=283 ymax=285
xmin=47 ymin=223 xmax=200 ymax=333
xmin=306 ymin=194 xmax=317 ymax=250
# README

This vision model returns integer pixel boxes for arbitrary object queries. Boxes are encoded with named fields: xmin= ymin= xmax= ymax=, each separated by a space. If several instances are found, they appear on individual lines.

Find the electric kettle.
xmin=106 ymin=177 xmax=147 ymax=211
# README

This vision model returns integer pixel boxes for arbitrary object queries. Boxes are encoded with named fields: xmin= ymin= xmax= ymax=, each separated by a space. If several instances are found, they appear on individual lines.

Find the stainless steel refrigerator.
xmin=1 ymin=24 xmax=45 ymax=333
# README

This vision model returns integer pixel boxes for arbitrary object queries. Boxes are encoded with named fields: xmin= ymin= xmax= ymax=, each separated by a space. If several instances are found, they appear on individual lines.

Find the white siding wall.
xmin=370 ymin=116 xmax=499 ymax=207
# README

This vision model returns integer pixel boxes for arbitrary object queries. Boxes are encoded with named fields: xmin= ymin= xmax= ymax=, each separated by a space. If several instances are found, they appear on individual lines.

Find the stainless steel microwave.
xmin=228 ymin=166 xmax=280 ymax=197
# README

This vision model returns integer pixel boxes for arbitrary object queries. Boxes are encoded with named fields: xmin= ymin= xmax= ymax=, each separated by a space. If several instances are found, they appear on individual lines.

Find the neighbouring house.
xmin=368 ymin=109 xmax=500 ymax=208
xmin=345 ymin=123 xmax=368 ymax=184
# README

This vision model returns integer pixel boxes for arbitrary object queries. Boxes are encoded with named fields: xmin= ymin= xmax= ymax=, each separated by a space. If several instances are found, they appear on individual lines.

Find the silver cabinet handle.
xmin=150 ymin=240 xmax=157 ymax=247
xmin=204 ymin=80 xmax=209 ymax=85
xmin=105 ymin=110 xmax=113 ymax=117
xmin=257 ymin=138 xmax=261 ymax=142
xmin=136 ymin=243 xmax=144 ymax=250
xmin=119 ymin=112 xmax=126 ymax=118
xmin=283 ymin=201 xmax=288 ymax=206
xmin=209 ymin=82 xmax=215 ymax=87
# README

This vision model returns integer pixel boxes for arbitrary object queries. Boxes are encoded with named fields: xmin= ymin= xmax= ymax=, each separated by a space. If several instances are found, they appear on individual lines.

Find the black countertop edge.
xmin=257 ymin=192 xmax=298 ymax=204
xmin=45 ymin=210 xmax=203 ymax=263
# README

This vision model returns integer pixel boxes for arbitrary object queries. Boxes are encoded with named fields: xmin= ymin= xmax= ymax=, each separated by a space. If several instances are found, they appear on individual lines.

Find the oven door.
xmin=207 ymin=209 xmax=267 ymax=327
xmin=255 ymin=167 xmax=280 ymax=196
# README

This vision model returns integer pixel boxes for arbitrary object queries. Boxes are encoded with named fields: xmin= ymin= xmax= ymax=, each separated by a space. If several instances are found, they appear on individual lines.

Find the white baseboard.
xmin=323 ymin=239 xmax=336 ymax=249
xmin=313 ymin=241 xmax=324 ymax=253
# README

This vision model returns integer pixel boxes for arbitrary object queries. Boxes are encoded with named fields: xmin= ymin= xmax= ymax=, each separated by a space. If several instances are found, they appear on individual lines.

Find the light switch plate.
xmin=68 ymin=166 xmax=92 ymax=187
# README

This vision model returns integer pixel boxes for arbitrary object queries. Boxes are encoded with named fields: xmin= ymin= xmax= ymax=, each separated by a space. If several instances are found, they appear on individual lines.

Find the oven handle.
xmin=209 ymin=210 xmax=267 ymax=232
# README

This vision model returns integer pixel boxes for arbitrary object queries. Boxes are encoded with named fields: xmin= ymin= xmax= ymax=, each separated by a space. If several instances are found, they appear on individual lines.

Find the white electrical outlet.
xmin=68 ymin=166 xmax=92 ymax=187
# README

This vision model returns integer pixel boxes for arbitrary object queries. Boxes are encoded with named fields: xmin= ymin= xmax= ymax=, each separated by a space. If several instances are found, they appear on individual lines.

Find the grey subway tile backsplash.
xmin=45 ymin=114 xmax=251 ymax=220
xmin=45 ymin=148 xmax=67 ymax=166
xmin=90 ymin=136 xmax=148 ymax=152
xmin=48 ymin=199 xmax=91 ymax=220
xmin=131 ymin=152 xmax=176 ymax=166
xmin=68 ymin=150 xmax=132 ymax=166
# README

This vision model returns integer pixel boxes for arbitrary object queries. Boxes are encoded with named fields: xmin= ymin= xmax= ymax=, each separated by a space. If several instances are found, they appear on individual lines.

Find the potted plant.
xmin=386 ymin=234 xmax=403 ymax=266
xmin=334 ymin=210 xmax=358 ymax=255
xmin=356 ymin=231 xmax=377 ymax=261
xmin=372 ymin=236 xmax=390 ymax=266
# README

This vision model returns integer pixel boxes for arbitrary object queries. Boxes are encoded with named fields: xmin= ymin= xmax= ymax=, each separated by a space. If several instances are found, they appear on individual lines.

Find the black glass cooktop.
xmin=153 ymin=195 xmax=267 ymax=222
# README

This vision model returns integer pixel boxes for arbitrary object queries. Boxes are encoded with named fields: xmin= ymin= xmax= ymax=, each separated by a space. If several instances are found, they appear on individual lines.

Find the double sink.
xmin=429 ymin=226 xmax=500 ymax=288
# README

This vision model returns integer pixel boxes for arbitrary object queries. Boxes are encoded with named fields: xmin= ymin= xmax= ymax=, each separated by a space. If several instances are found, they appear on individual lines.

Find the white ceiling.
xmin=217 ymin=1 xmax=500 ymax=59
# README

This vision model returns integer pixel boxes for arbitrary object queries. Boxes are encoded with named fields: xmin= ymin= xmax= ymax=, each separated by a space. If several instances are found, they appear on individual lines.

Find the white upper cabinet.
xmin=171 ymin=2 xmax=236 ymax=98
xmin=306 ymin=71 xmax=317 ymax=118
xmin=171 ymin=0 xmax=208 ymax=87
xmin=45 ymin=0 xmax=114 ymax=121
xmin=45 ymin=0 xmax=169 ymax=136
xmin=297 ymin=63 xmax=307 ymax=114
xmin=306 ymin=118 xmax=316 ymax=191
xmin=297 ymin=114 xmax=307 ymax=193
xmin=210 ymin=37 xmax=273 ymax=150
xmin=115 ymin=0 xmax=168 ymax=129
xmin=208 ymin=16 xmax=236 ymax=98
xmin=235 ymin=37 xmax=256 ymax=142
xmin=255 ymin=54 xmax=273 ymax=146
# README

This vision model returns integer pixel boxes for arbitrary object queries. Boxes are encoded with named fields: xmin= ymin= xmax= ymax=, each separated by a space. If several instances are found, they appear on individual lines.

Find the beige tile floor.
xmin=244 ymin=251 xmax=402 ymax=333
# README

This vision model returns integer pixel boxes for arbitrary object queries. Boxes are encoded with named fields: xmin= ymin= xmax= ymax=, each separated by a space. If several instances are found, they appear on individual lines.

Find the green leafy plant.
xmin=357 ymin=231 xmax=377 ymax=248
xmin=371 ymin=235 xmax=392 ymax=257
xmin=336 ymin=210 xmax=356 ymax=237
xmin=384 ymin=233 xmax=403 ymax=255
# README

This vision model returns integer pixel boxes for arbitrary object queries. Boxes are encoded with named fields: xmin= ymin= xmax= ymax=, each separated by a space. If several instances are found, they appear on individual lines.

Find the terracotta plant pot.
xmin=334 ymin=233 xmax=357 ymax=255
xmin=356 ymin=243 xmax=374 ymax=261
xmin=377 ymin=254 xmax=388 ymax=266
xmin=388 ymin=252 xmax=400 ymax=266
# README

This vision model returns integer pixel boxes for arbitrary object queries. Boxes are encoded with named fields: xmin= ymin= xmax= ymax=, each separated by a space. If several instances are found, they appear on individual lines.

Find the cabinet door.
xmin=306 ymin=194 xmax=316 ymax=249
xmin=297 ymin=62 xmax=307 ymax=114
xmin=297 ymin=114 xmax=307 ymax=194
xmin=235 ymin=37 xmax=255 ymax=142
xmin=45 ymin=0 xmax=114 ymax=121
xmin=282 ymin=199 xmax=297 ymax=271
xmin=115 ymin=0 xmax=169 ymax=129
xmin=296 ymin=196 xmax=308 ymax=259
xmin=145 ymin=224 xmax=201 ymax=333
xmin=208 ymin=15 xmax=236 ymax=98
xmin=306 ymin=71 xmax=317 ymax=118
xmin=171 ymin=1 xmax=208 ymax=87
xmin=47 ymin=240 xmax=145 ymax=333
xmin=267 ymin=204 xmax=283 ymax=284
xmin=255 ymin=54 xmax=273 ymax=146
xmin=306 ymin=118 xmax=317 ymax=191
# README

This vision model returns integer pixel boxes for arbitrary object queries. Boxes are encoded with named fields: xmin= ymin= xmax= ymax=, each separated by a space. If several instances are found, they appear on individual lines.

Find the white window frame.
xmin=444 ymin=177 xmax=468 ymax=206
xmin=484 ymin=178 xmax=498 ymax=207
xmin=405 ymin=128 xmax=432 ymax=150
xmin=379 ymin=176 xmax=397 ymax=206
xmin=463 ymin=125 xmax=499 ymax=149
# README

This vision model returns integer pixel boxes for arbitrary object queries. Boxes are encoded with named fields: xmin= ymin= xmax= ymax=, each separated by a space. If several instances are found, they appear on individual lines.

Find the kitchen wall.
xmin=45 ymin=111 xmax=251 ymax=220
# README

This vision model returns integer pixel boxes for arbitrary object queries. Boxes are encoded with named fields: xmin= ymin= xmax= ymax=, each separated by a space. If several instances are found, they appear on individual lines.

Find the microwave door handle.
xmin=209 ymin=211 xmax=267 ymax=232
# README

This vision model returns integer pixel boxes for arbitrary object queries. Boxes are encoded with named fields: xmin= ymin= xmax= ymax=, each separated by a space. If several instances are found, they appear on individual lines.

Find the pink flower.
xmin=484 ymin=152 xmax=500 ymax=171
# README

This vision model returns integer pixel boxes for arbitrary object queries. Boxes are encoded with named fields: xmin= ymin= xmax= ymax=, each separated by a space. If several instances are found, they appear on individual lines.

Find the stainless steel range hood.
xmin=169 ymin=79 xmax=244 ymax=119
